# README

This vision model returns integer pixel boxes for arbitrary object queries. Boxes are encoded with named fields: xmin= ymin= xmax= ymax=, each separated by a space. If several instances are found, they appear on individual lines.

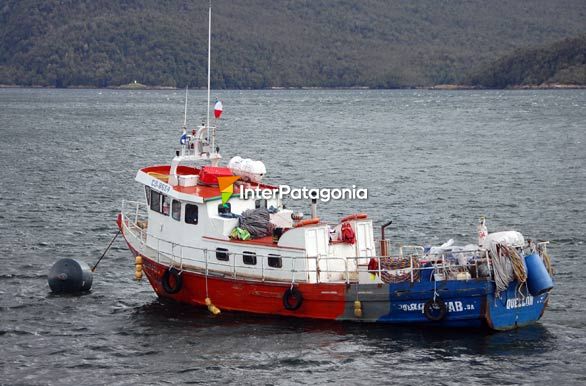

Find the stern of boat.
xmin=485 ymin=283 xmax=550 ymax=330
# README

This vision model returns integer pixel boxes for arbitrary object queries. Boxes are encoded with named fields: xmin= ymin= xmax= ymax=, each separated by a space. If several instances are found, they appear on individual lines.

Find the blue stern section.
xmin=372 ymin=279 xmax=548 ymax=330
xmin=486 ymin=284 xmax=549 ymax=330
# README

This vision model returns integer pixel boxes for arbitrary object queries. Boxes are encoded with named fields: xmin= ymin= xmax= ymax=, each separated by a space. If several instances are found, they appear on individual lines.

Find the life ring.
xmin=423 ymin=298 xmax=447 ymax=321
xmin=283 ymin=287 xmax=303 ymax=310
xmin=294 ymin=218 xmax=320 ymax=228
xmin=161 ymin=267 xmax=183 ymax=294
xmin=340 ymin=213 xmax=368 ymax=222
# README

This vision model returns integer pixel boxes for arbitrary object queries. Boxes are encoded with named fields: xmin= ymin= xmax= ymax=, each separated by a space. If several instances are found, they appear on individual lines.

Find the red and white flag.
xmin=214 ymin=100 xmax=223 ymax=119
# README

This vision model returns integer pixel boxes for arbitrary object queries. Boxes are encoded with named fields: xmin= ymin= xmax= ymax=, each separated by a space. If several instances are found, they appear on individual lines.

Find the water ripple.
xmin=0 ymin=88 xmax=585 ymax=384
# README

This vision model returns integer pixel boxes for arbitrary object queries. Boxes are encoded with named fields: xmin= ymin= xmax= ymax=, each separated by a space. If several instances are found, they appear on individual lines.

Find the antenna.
xmin=207 ymin=0 xmax=213 ymax=154
xmin=183 ymin=85 xmax=188 ymax=128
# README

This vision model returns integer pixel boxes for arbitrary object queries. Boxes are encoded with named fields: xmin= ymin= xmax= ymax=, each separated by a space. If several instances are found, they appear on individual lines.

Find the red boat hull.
xmin=127 ymin=244 xmax=348 ymax=320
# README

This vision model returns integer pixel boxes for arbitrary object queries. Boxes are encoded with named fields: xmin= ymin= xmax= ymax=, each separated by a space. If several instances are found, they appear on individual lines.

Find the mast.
xmin=207 ymin=0 xmax=213 ymax=155
xmin=169 ymin=3 xmax=218 ymax=184
xmin=183 ymin=85 xmax=188 ymax=128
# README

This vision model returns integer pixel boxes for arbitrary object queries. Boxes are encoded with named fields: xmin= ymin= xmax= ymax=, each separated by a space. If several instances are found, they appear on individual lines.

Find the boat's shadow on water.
xmin=132 ymin=299 xmax=557 ymax=355
xmin=346 ymin=322 xmax=557 ymax=356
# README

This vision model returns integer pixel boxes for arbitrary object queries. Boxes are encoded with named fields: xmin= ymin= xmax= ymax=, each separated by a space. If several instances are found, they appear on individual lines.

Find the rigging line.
xmin=92 ymin=230 xmax=121 ymax=272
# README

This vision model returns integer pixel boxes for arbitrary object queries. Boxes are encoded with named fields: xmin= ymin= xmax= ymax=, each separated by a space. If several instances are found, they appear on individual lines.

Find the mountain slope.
xmin=465 ymin=35 xmax=586 ymax=88
xmin=1 ymin=0 xmax=585 ymax=88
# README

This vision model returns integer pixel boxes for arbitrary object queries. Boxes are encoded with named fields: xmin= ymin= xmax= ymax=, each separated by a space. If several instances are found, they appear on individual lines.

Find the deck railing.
xmin=120 ymin=200 xmax=504 ymax=285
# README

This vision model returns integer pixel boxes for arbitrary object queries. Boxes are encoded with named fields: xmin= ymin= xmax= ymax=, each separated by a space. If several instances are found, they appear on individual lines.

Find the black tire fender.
xmin=161 ymin=267 xmax=183 ymax=294
xmin=423 ymin=298 xmax=447 ymax=321
xmin=283 ymin=287 xmax=303 ymax=311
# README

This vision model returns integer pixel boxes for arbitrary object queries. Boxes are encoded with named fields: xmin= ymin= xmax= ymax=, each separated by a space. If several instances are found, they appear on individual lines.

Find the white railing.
xmin=121 ymin=200 xmax=496 ymax=285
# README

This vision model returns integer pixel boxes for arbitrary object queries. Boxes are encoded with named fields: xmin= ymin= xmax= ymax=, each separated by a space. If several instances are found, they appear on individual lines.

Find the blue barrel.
xmin=525 ymin=252 xmax=553 ymax=296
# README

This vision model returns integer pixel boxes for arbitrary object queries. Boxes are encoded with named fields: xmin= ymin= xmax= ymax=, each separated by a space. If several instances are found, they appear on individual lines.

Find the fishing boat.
xmin=117 ymin=4 xmax=554 ymax=331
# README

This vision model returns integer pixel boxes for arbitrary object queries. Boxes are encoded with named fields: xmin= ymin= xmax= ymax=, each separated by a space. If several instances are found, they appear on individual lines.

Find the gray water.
xmin=0 ymin=88 xmax=585 ymax=385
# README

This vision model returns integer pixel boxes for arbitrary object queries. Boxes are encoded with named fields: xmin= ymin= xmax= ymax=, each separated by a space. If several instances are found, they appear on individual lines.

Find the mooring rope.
xmin=91 ymin=230 xmax=121 ymax=272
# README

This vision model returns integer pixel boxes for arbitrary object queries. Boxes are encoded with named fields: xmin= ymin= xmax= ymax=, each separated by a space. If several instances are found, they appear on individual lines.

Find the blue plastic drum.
xmin=524 ymin=252 xmax=553 ymax=296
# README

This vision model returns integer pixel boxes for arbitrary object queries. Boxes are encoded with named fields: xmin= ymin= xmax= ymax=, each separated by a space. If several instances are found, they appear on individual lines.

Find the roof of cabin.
xmin=139 ymin=165 xmax=278 ymax=201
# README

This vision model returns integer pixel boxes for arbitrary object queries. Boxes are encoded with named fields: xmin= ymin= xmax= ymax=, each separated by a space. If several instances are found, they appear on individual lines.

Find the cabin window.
xmin=161 ymin=195 xmax=170 ymax=216
xmin=145 ymin=186 xmax=151 ymax=206
xmin=216 ymin=247 xmax=229 ymax=262
xmin=185 ymin=204 xmax=198 ymax=224
xmin=149 ymin=190 xmax=169 ymax=216
xmin=243 ymin=251 xmax=257 ymax=265
xmin=268 ymin=254 xmax=282 ymax=268
xmin=255 ymin=199 xmax=267 ymax=209
xmin=150 ymin=190 xmax=161 ymax=213
xmin=172 ymin=200 xmax=181 ymax=221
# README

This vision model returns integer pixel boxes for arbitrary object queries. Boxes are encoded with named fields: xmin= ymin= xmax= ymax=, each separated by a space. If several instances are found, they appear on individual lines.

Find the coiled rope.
xmin=490 ymin=244 xmax=528 ymax=297
xmin=490 ymin=244 xmax=513 ymax=296
xmin=505 ymin=246 xmax=527 ymax=283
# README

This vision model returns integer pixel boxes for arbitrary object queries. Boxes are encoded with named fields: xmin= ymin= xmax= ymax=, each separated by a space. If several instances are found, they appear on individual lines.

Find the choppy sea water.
xmin=0 ymin=88 xmax=585 ymax=385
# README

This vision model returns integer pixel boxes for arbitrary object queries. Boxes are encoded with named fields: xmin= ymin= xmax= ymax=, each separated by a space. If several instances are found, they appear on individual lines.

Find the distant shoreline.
xmin=1 ymin=83 xmax=585 ymax=91
xmin=430 ymin=83 xmax=586 ymax=90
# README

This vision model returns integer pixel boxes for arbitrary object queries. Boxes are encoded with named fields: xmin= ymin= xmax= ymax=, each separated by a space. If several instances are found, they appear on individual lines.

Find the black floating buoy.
xmin=48 ymin=258 xmax=93 ymax=293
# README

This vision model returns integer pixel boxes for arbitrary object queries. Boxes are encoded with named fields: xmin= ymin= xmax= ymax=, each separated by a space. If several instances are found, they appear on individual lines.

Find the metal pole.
xmin=207 ymin=1 xmax=212 ymax=154
xmin=183 ymin=85 xmax=188 ymax=127
xmin=381 ymin=220 xmax=393 ymax=240
xmin=380 ymin=220 xmax=392 ymax=256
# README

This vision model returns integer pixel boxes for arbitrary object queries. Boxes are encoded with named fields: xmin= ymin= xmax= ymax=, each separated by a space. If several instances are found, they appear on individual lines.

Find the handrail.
xmin=120 ymin=200 xmax=539 ymax=285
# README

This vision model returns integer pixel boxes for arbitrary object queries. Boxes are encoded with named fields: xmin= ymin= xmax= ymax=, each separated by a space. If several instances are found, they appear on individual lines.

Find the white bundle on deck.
xmin=228 ymin=156 xmax=266 ymax=183
xmin=482 ymin=231 xmax=525 ymax=249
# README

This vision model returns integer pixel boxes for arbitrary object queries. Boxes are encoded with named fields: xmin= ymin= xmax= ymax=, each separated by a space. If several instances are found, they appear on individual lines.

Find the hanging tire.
xmin=283 ymin=287 xmax=303 ymax=311
xmin=162 ymin=267 xmax=183 ymax=294
xmin=423 ymin=298 xmax=447 ymax=321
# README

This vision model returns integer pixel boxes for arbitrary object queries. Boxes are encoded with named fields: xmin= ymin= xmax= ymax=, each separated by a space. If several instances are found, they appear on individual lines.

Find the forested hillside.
xmin=1 ymin=0 xmax=585 ymax=88
xmin=465 ymin=36 xmax=586 ymax=88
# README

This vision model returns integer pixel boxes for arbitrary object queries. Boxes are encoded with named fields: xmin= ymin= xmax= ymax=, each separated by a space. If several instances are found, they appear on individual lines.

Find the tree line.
xmin=465 ymin=35 xmax=586 ymax=88
xmin=1 ymin=0 xmax=585 ymax=89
